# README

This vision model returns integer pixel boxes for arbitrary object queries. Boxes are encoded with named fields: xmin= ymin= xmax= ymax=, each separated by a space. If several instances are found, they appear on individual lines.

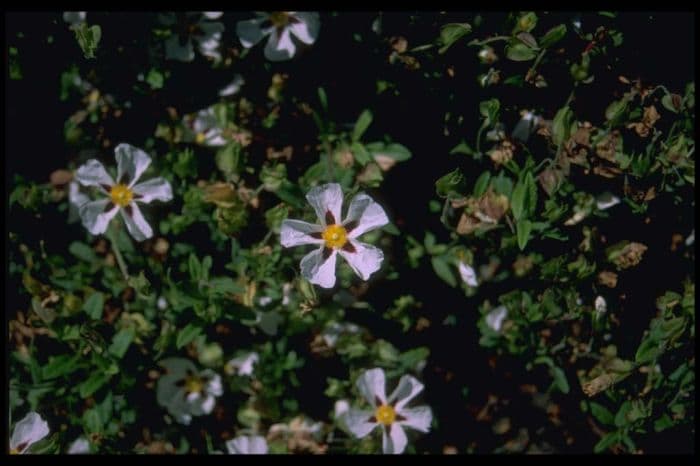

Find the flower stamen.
xmin=110 ymin=184 xmax=133 ymax=207
xmin=184 ymin=374 xmax=204 ymax=394
xmin=374 ymin=404 xmax=396 ymax=426
xmin=322 ymin=224 xmax=347 ymax=249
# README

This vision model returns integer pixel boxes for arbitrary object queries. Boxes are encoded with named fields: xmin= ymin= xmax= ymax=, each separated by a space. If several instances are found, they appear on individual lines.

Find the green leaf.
xmin=550 ymin=366 xmax=570 ymax=393
xmin=473 ymin=171 xmax=491 ymax=197
xmin=146 ymin=68 xmax=164 ymax=90
xmin=614 ymin=401 xmax=632 ymax=427
xmin=73 ymin=23 xmax=102 ymax=59
xmin=438 ymin=22 xmax=472 ymax=54
xmin=590 ymin=402 xmax=615 ymax=425
xmin=479 ymin=98 xmax=500 ymax=125
xmin=511 ymin=180 xmax=526 ymax=220
xmin=69 ymin=241 xmax=97 ymax=263
xmin=366 ymin=142 xmax=412 ymax=161
xmin=317 ymin=87 xmax=328 ymax=112
xmin=431 ymin=257 xmax=457 ymax=287
xmin=42 ymin=355 xmax=80 ymax=380
xmin=552 ymin=106 xmax=574 ymax=146
xmin=188 ymin=254 xmax=202 ymax=282
xmin=654 ymin=413 xmax=674 ymax=432
xmin=108 ymin=328 xmax=135 ymax=359
xmin=83 ymin=408 xmax=103 ymax=434
xmin=506 ymin=42 xmax=537 ymax=61
xmin=176 ymin=323 xmax=202 ymax=349
xmin=516 ymin=219 xmax=532 ymax=251
xmin=215 ymin=143 xmax=241 ymax=176
xmin=449 ymin=140 xmax=477 ymax=157
xmin=435 ymin=169 xmax=465 ymax=198
xmin=594 ymin=431 xmax=619 ymax=453
xmin=79 ymin=373 xmax=110 ymax=398
xmin=209 ymin=277 xmax=245 ymax=295
xmin=351 ymin=142 xmax=372 ymax=166
xmin=352 ymin=110 xmax=373 ymax=141
xmin=539 ymin=24 xmax=567 ymax=48
xmin=83 ymin=292 xmax=104 ymax=320
xmin=605 ymin=98 xmax=628 ymax=124
xmin=524 ymin=171 xmax=538 ymax=216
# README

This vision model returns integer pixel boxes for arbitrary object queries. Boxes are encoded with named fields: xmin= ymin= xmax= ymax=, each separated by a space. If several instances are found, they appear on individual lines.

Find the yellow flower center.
xmin=184 ymin=375 xmax=204 ymax=394
xmin=375 ymin=404 xmax=396 ymax=426
xmin=10 ymin=448 xmax=20 ymax=455
xmin=195 ymin=132 xmax=207 ymax=144
xmin=322 ymin=224 xmax=347 ymax=249
xmin=110 ymin=183 xmax=133 ymax=207
xmin=269 ymin=11 xmax=290 ymax=28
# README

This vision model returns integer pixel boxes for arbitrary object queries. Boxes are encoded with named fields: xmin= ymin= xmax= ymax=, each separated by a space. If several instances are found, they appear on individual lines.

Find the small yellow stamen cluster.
xmin=184 ymin=375 xmax=204 ymax=394
xmin=110 ymin=184 xmax=133 ymax=207
xmin=375 ymin=404 xmax=396 ymax=426
xmin=9 ymin=448 xmax=20 ymax=455
xmin=322 ymin=224 xmax=347 ymax=249
xmin=195 ymin=132 xmax=207 ymax=144
xmin=269 ymin=11 xmax=290 ymax=28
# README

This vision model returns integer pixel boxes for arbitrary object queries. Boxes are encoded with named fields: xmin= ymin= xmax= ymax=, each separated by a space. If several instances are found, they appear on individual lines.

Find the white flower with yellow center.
xmin=236 ymin=12 xmax=320 ymax=61
xmin=10 ymin=412 xmax=49 ymax=454
xmin=75 ymin=143 xmax=173 ymax=242
xmin=225 ymin=352 xmax=259 ymax=376
xmin=345 ymin=368 xmax=432 ymax=454
xmin=280 ymin=183 xmax=389 ymax=288
xmin=156 ymin=358 xmax=223 ymax=425
xmin=226 ymin=435 xmax=269 ymax=454
xmin=185 ymin=107 xmax=228 ymax=147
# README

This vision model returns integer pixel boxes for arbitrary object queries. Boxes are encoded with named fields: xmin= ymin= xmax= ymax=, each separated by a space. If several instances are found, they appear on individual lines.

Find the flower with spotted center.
xmin=343 ymin=367 xmax=432 ymax=454
xmin=75 ymin=143 xmax=173 ymax=241
xmin=280 ymin=183 xmax=389 ymax=288
xmin=9 ymin=412 xmax=49 ymax=455
xmin=156 ymin=358 xmax=223 ymax=426
xmin=236 ymin=12 xmax=320 ymax=61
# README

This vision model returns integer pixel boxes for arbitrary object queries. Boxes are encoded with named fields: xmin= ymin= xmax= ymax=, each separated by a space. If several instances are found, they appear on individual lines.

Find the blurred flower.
xmin=280 ymin=183 xmax=389 ymax=288
xmin=226 ymin=435 xmax=268 ymax=454
xmin=184 ymin=107 xmax=227 ymax=147
xmin=477 ymin=46 xmax=498 ymax=64
xmin=236 ymin=12 xmax=320 ymax=61
xmin=219 ymin=74 xmax=245 ymax=97
xmin=225 ymin=352 xmax=259 ymax=376
xmin=596 ymin=192 xmax=621 ymax=210
xmin=686 ymin=229 xmax=694 ymax=246
xmin=321 ymin=321 xmax=361 ymax=348
xmin=267 ymin=416 xmax=326 ymax=454
xmin=63 ymin=12 xmax=86 ymax=26
xmin=75 ymin=144 xmax=173 ymax=241
xmin=10 ymin=412 xmax=49 ymax=454
xmin=345 ymin=368 xmax=432 ymax=454
xmin=67 ymin=437 xmax=90 ymax=454
xmin=157 ymin=296 xmax=168 ymax=310
xmin=458 ymin=261 xmax=478 ymax=287
xmin=511 ymin=110 xmax=542 ymax=143
xmin=156 ymin=358 xmax=223 ymax=425
xmin=595 ymin=296 xmax=607 ymax=316
xmin=486 ymin=305 xmax=508 ymax=333
xmin=159 ymin=12 xmax=224 ymax=62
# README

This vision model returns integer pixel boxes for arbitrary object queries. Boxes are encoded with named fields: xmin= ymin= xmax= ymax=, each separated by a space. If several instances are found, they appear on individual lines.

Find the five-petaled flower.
xmin=10 ymin=411 xmax=49 ymax=454
xmin=225 ymin=435 xmax=269 ymax=454
xmin=75 ymin=143 xmax=173 ymax=241
xmin=159 ymin=12 xmax=225 ymax=62
xmin=344 ymin=368 xmax=432 ymax=454
xmin=156 ymin=358 xmax=223 ymax=425
xmin=280 ymin=183 xmax=389 ymax=288
xmin=236 ymin=12 xmax=320 ymax=61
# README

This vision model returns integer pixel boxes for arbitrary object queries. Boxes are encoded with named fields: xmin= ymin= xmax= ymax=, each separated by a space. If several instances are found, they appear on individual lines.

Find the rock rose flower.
xmin=156 ymin=358 xmax=223 ymax=425
xmin=10 ymin=412 xmax=49 ymax=454
xmin=236 ymin=12 xmax=320 ymax=61
xmin=280 ymin=183 xmax=389 ymax=288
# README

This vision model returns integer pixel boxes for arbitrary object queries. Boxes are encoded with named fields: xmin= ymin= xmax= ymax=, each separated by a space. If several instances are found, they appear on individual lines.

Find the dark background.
xmin=6 ymin=11 xmax=695 ymax=453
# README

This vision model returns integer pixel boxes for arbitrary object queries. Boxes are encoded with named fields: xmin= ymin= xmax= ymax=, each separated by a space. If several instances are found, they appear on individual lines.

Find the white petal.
xmin=203 ymin=129 xmax=227 ymax=147
xmin=596 ymin=192 xmax=621 ymax=210
xmin=486 ymin=305 xmax=508 ymax=332
xmin=382 ymin=424 xmax=408 ymax=454
xmin=397 ymin=406 xmax=432 ymax=433
xmin=132 ymin=178 xmax=173 ymax=204
xmin=300 ymin=248 xmax=337 ymax=288
xmin=120 ymin=203 xmax=153 ymax=242
xmin=289 ymin=12 xmax=320 ymax=45
xmin=305 ymin=183 xmax=344 ymax=225
xmin=75 ymin=159 xmax=114 ymax=190
xmin=458 ymin=262 xmax=478 ymax=287
xmin=193 ymin=107 xmax=219 ymax=133
xmin=10 ymin=412 xmax=49 ymax=453
xmin=198 ymin=394 xmax=216 ymax=415
xmin=165 ymin=34 xmax=195 ymax=62
xmin=115 ymin=143 xmax=152 ymax=187
xmin=356 ymin=367 xmax=386 ymax=406
xmin=67 ymin=437 xmax=90 ymax=454
xmin=595 ymin=296 xmax=607 ymax=314
xmin=79 ymin=200 xmax=119 ymax=236
xmin=226 ymin=352 xmax=259 ymax=376
xmin=387 ymin=375 xmax=424 ymax=411
xmin=226 ymin=435 xmax=268 ymax=454
xmin=344 ymin=193 xmax=389 ymax=238
xmin=686 ymin=229 xmax=695 ymax=246
xmin=345 ymin=408 xmax=378 ymax=439
xmin=204 ymin=371 xmax=223 ymax=397
xmin=334 ymin=399 xmax=350 ymax=420
xmin=264 ymin=28 xmax=296 ymax=61
xmin=202 ymin=12 xmax=223 ymax=20
xmin=236 ymin=18 xmax=268 ymax=48
xmin=338 ymin=240 xmax=383 ymax=281
xmin=63 ymin=12 xmax=86 ymax=25
xmin=69 ymin=181 xmax=90 ymax=208
xmin=280 ymin=219 xmax=323 ymax=248
xmin=219 ymin=74 xmax=245 ymax=97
